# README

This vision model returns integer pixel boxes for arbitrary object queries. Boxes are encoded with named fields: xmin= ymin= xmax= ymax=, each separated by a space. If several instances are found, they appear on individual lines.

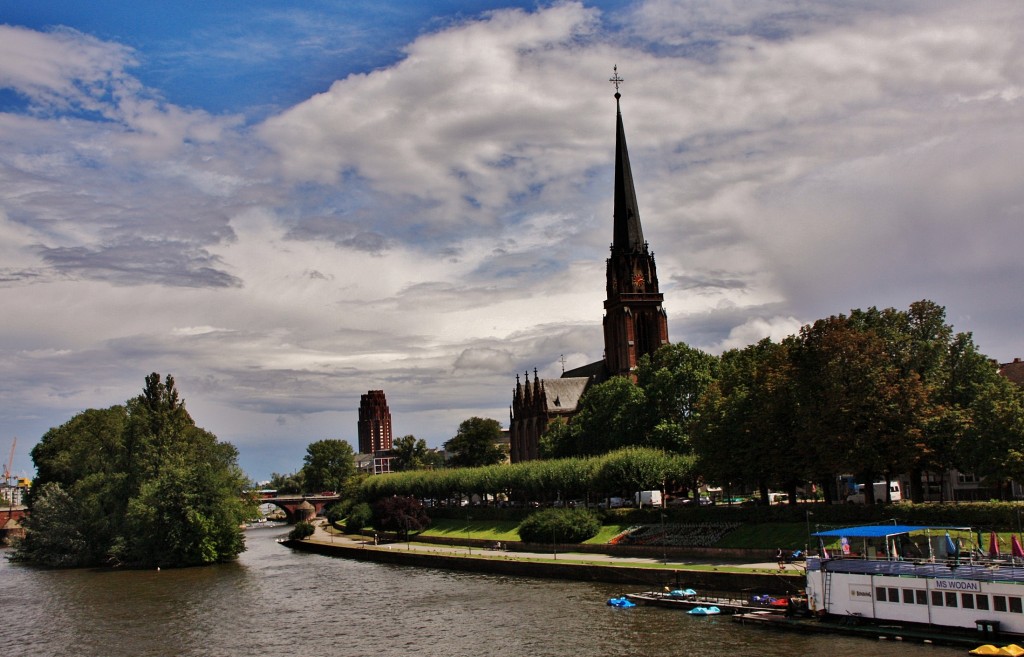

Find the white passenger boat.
xmin=806 ymin=525 xmax=1024 ymax=638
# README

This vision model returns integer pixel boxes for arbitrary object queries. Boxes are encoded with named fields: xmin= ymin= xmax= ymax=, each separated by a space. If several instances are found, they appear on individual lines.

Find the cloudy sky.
xmin=2 ymin=1 xmax=1022 ymax=482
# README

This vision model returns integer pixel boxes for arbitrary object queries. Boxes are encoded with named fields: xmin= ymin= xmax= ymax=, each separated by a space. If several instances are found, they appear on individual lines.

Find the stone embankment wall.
xmin=361 ymin=529 xmax=776 ymax=562
xmin=285 ymin=538 xmax=803 ymax=594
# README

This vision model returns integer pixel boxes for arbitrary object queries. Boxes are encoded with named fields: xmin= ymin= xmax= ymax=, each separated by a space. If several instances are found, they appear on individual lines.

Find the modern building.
xmin=509 ymin=73 xmax=670 ymax=463
xmin=357 ymin=390 xmax=393 ymax=455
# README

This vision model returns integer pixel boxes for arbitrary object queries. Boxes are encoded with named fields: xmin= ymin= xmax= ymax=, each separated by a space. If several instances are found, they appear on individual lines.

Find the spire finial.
xmin=609 ymin=64 xmax=623 ymax=99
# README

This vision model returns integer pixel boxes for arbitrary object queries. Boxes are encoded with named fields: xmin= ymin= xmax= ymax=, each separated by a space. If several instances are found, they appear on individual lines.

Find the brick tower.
xmin=357 ymin=390 xmax=393 ymax=455
xmin=602 ymin=71 xmax=670 ymax=377
xmin=509 ymin=68 xmax=671 ymax=462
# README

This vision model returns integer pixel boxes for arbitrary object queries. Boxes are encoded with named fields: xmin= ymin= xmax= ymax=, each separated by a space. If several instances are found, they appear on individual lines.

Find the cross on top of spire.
xmin=609 ymin=64 xmax=623 ymax=98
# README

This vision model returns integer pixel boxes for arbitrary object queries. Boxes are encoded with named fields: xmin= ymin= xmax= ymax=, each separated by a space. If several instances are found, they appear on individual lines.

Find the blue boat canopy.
xmin=813 ymin=525 xmax=969 ymax=539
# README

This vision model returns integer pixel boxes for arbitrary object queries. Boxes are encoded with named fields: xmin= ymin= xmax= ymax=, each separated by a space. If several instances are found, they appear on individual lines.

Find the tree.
xmin=390 ymin=435 xmax=440 ymax=471
xmin=301 ymin=439 xmax=356 ymax=493
xmin=693 ymin=339 xmax=802 ymax=503
xmin=373 ymin=495 xmax=430 ymax=541
xmin=268 ymin=471 xmax=304 ymax=495
xmin=18 ymin=373 xmax=253 ymax=568
xmin=548 ymin=377 xmax=648 ymax=457
xmin=637 ymin=343 xmax=719 ymax=453
xmin=345 ymin=502 xmax=374 ymax=533
xmin=792 ymin=316 xmax=926 ymax=503
xmin=444 ymin=417 xmax=507 ymax=468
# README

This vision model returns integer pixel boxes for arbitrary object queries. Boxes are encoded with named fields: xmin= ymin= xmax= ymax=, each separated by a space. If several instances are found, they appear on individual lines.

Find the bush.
xmin=518 ymin=508 xmax=601 ymax=544
xmin=325 ymin=500 xmax=352 ymax=525
xmin=346 ymin=502 xmax=373 ymax=533
xmin=288 ymin=521 xmax=315 ymax=540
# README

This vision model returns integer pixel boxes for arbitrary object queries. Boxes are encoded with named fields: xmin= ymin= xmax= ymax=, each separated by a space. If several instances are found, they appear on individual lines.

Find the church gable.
xmin=541 ymin=377 xmax=590 ymax=414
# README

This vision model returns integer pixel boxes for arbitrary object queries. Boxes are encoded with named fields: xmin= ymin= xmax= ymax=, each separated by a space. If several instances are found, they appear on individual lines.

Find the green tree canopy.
xmin=18 ymin=373 xmax=253 ymax=568
xmin=444 ymin=417 xmax=507 ymax=468
xmin=636 ymin=343 xmax=719 ymax=453
xmin=301 ymin=439 xmax=356 ymax=493
xmin=268 ymin=471 xmax=304 ymax=495
xmin=390 ymin=435 xmax=444 ymax=471
xmin=542 ymin=376 xmax=648 ymax=458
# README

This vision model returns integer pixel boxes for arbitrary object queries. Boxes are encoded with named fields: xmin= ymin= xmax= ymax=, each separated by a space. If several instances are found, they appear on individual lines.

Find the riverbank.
xmin=283 ymin=526 xmax=804 ymax=594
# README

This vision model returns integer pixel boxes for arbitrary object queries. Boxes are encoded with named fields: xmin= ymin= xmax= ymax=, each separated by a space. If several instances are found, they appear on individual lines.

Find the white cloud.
xmin=711 ymin=315 xmax=804 ymax=353
xmin=3 ymin=2 xmax=1024 ymax=480
xmin=258 ymin=3 xmax=606 ymax=226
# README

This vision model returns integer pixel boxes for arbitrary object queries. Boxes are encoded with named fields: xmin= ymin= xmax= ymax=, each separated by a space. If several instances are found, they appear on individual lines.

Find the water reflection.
xmin=1 ymin=530 xmax=963 ymax=657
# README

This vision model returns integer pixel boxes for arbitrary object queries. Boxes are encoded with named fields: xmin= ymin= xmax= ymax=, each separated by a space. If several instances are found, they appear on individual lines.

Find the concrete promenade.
xmin=285 ymin=520 xmax=806 ymax=594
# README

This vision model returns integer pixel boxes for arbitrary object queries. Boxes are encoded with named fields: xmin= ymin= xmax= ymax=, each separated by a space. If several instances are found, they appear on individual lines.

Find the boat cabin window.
xmin=995 ymin=596 xmax=1008 ymax=612
xmin=888 ymin=588 xmax=900 ymax=603
xmin=976 ymin=595 xmax=990 ymax=611
xmin=915 ymin=590 xmax=927 ymax=605
xmin=876 ymin=587 xmax=885 ymax=602
xmin=1010 ymin=597 xmax=1023 ymax=614
xmin=932 ymin=591 xmax=944 ymax=607
xmin=962 ymin=593 xmax=975 ymax=609
xmin=902 ymin=589 xmax=915 ymax=604
xmin=945 ymin=592 xmax=958 ymax=607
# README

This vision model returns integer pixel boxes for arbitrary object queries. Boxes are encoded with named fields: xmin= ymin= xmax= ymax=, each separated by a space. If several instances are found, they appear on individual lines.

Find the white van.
xmin=846 ymin=481 xmax=902 ymax=504
xmin=634 ymin=490 xmax=663 ymax=508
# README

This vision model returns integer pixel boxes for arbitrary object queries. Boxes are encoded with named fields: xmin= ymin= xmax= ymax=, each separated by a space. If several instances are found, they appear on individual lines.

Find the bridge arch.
xmin=260 ymin=495 xmax=339 ymax=524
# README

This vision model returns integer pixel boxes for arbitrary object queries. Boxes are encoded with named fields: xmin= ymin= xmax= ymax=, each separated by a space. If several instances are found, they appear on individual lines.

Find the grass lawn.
xmin=416 ymin=518 xmax=817 ymax=551
xmin=715 ymin=523 xmax=814 ymax=551
xmin=418 ymin=519 xmax=522 ymax=542
xmin=584 ymin=523 xmax=636 ymax=545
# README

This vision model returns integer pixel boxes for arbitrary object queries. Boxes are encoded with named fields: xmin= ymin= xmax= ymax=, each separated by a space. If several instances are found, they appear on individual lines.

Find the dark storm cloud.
xmin=284 ymin=214 xmax=391 ymax=254
xmin=37 ymin=238 xmax=242 ymax=288
xmin=672 ymin=271 xmax=750 ymax=293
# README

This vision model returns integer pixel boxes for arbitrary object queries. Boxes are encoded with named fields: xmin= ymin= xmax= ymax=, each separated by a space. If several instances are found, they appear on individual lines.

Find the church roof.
xmin=612 ymin=88 xmax=644 ymax=253
xmin=1000 ymin=359 xmax=1024 ymax=387
xmin=561 ymin=359 xmax=607 ymax=382
xmin=542 ymin=377 xmax=590 ymax=413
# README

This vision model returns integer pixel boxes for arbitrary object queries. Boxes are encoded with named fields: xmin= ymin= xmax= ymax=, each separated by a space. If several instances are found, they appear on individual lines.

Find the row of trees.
xmin=542 ymin=300 xmax=1024 ymax=503
xmin=17 ymin=374 xmax=254 ymax=568
xmin=358 ymin=447 xmax=693 ymax=505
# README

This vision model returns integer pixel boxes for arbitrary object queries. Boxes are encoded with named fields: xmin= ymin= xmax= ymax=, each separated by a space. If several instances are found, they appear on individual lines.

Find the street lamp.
xmin=806 ymin=509 xmax=813 ymax=556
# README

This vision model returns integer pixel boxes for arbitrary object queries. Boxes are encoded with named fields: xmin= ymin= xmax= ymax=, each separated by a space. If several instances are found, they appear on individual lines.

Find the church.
xmin=509 ymin=71 xmax=670 ymax=463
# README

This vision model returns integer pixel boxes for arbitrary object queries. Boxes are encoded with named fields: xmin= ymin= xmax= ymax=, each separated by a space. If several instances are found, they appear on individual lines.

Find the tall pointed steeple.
xmin=508 ymin=69 xmax=672 ymax=464
xmin=603 ymin=66 xmax=670 ymax=378
xmin=613 ymin=88 xmax=644 ymax=252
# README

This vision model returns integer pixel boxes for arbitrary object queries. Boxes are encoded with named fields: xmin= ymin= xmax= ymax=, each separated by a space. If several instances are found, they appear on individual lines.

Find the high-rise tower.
xmin=601 ymin=70 xmax=669 ymax=377
xmin=357 ymin=390 xmax=393 ymax=455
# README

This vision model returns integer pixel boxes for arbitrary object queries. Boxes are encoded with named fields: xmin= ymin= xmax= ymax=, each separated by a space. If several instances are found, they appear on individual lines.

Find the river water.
xmin=1 ymin=527 xmax=964 ymax=657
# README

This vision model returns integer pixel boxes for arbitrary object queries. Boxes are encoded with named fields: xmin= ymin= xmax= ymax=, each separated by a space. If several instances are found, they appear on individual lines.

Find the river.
xmin=1 ymin=527 xmax=964 ymax=657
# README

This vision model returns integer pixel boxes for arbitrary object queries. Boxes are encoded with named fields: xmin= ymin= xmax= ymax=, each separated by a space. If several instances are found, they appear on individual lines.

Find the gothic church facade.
xmin=509 ymin=77 xmax=670 ymax=463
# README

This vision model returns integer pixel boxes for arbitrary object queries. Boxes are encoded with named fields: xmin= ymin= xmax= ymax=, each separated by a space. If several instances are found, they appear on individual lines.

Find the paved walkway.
xmin=305 ymin=519 xmax=804 ymax=575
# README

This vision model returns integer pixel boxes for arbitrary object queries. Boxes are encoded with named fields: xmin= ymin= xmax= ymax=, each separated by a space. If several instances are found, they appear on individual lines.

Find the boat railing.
xmin=809 ymin=555 xmax=1024 ymax=583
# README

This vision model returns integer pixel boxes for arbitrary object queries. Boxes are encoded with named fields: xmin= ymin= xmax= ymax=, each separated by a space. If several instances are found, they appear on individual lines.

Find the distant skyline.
xmin=2 ymin=1 xmax=1023 ymax=482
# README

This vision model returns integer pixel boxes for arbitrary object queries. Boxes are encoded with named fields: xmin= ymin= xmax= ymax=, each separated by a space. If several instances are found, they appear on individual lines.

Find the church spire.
xmin=603 ymin=65 xmax=670 ymax=378
xmin=610 ymin=65 xmax=644 ymax=253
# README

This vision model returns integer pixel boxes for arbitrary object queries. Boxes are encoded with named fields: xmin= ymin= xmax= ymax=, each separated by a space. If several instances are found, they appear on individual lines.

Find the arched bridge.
xmin=260 ymin=495 xmax=340 ymax=524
